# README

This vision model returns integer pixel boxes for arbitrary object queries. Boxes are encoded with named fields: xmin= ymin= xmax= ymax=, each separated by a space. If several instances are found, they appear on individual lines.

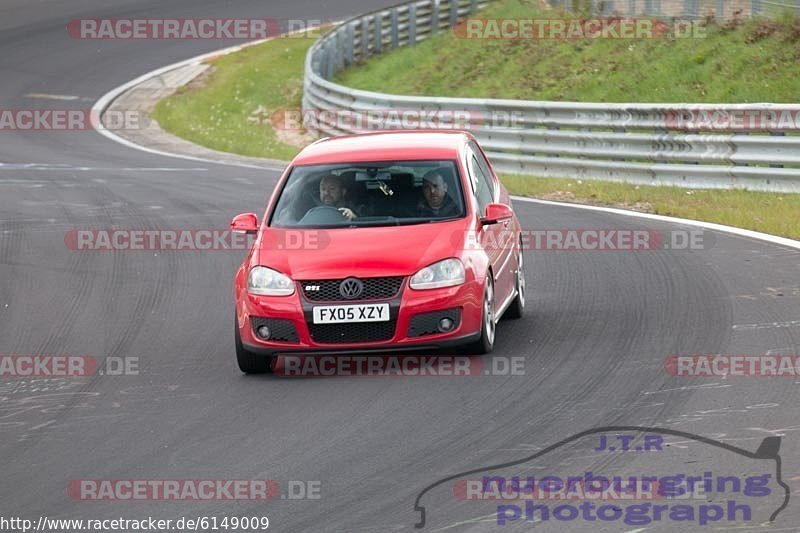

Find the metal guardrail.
xmin=302 ymin=0 xmax=800 ymax=192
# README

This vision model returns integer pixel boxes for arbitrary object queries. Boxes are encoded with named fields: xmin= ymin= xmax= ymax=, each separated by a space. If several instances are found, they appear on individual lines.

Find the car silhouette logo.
xmin=413 ymin=425 xmax=790 ymax=529
xmin=339 ymin=278 xmax=364 ymax=299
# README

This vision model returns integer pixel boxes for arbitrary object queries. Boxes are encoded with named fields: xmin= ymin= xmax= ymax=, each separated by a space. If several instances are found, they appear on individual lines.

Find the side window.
xmin=467 ymin=147 xmax=495 ymax=213
xmin=471 ymin=142 xmax=496 ymax=186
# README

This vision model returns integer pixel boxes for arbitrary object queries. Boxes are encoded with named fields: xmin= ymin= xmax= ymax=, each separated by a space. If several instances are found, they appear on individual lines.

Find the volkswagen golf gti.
xmin=231 ymin=130 xmax=525 ymax=373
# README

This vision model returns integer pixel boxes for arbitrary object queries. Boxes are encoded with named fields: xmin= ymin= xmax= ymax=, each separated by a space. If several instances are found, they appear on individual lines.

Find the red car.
xmin=231 ymin=131 xmax=525 ymax=373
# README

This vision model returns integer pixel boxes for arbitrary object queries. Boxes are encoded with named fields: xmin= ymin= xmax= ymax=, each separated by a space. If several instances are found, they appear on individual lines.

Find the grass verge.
xmin=336 ymin=0 xmax=800 ymax=102
xmin=152 ymin=34 xmax=320 ymax=161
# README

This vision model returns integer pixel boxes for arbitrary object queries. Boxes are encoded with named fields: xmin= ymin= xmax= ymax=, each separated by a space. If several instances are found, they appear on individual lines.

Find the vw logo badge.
xmin=339 ymin=277 xmax=364 ymax=299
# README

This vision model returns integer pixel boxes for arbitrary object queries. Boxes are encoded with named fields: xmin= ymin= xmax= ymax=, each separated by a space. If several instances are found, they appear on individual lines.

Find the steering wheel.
xmin=297 ymin=205 xmax=348 ymax=225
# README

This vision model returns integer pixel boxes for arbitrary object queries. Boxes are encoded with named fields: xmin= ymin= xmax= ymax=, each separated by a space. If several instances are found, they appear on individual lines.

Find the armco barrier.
xmin=302 ymin=0 xmax=800 ymax=192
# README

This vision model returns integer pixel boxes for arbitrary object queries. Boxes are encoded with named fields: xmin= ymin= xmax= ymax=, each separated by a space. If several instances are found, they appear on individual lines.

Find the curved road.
xmin=1 ymin=1 xmax=799 ymax=531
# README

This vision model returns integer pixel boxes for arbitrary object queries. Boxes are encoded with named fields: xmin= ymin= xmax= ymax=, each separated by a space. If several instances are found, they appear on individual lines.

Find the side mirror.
xmin=230 ymin=213 xmax=259 ymax=234
xmin=481 ymin=203 xmax=513 ymax=225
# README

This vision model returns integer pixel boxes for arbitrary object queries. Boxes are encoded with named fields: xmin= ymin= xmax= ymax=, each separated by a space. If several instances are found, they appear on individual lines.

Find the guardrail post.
xmin=752 ymin=0 xmax=762 ymax=14
xmin=628 ymin=0 xmax=636 ymax=15
xmin=375 ymin=13 xmax=383 ymax=54
xmin=409 ymin=3 xmax=417 ymax=45
xmin=346 ymin=23 xmax=355 ymax=65
xmin=449 ymin=0 xmax=458 ymax=27
xmin=431 ymin=0 xmax=440 ymax=35
xmin=310 ymin=45 xmax=319 ymax=75
xmin=612 ymin=128 xmax=625 ymax=161
xmin=361 ymin=17 xmax=369 ymax=60
xmin=332 ymin=32 xmax=340 ymax=71
xmin=771 ymin=132 xmax=785 ymax=168
xmin=470 ymin=0 xmax=478 ymax=14
xmin=338 ymin=31 xmax=346 ymax=69
xmin=390 ymin=8 xmax=399 ymax=49
xmin=740 ymin=132 xmax=750 ymax=166
xmin=717 ymin=0 xmax=725 ymax=19
xmin=326 ymin=41 xmax=335 ymax=79
xmin=548 ymin=124 xmax=560 ymax=158
xmin=314 ymin=41 xmax=322 ymax=76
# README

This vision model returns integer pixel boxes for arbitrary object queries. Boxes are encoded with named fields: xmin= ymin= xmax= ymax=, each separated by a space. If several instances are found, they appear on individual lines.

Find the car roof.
xmin=291 ymin=130 xmax=473 ymax=166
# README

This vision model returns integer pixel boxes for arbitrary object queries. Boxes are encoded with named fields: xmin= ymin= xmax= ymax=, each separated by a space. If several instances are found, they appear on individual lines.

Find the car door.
xmin=465 ymin=142 xmax=515 ymax=306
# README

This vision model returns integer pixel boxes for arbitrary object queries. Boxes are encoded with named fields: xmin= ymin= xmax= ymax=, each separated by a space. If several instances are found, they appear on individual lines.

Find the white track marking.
xmin=0 ymin=163 xmax=206 ymax=172
xmin=430 ymin=512 xmax=512 ymax=531
xmin=91 ymin=24 xmax=338 ymax=171
xmin=24 ymin=93 xmax=81 ymax=101
xmin=732 ymin=320 xmax=800 ymax=331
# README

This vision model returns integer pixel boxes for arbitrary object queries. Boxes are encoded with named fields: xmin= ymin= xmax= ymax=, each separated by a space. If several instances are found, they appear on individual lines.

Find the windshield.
xmin=269 ymin=160 xmax=466 ymax=228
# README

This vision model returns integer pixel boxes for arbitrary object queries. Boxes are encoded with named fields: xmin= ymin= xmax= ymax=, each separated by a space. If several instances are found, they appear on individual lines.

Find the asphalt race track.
xmin=1 ymin=1 xmax=799 ymax=531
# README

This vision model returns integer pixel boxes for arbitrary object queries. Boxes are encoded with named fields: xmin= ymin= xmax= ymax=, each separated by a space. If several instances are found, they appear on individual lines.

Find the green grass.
xmin=152 ymin=33 xmax=320 ymax=160
xmin=336 ymin=0 xmax=800 ymax=102
xmin=501 ymin=175 xmax=800 ymax=238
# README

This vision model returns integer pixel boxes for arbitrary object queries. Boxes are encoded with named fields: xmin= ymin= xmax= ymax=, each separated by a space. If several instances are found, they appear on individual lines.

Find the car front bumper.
xmin=237 ymin=278 xmax=483 ymax=356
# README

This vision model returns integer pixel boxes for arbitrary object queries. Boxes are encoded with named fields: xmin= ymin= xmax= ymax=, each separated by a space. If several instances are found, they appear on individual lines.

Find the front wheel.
xmin=235 ymin=317 xmax=274 ymax=374
xmin=466 ymin=275 xmax=496 ymax=355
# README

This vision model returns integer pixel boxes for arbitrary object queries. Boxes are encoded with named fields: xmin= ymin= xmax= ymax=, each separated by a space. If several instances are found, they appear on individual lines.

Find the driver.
xmin=415 ymin=170 xmax=459 ymax=218
xmin=318 ymin=174 xmax=358 ymax=220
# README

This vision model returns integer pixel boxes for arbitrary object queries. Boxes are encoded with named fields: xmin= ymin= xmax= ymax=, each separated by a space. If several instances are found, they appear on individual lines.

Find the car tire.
xmin=504 ymin=247 xmax=525 ymax=320
xmin=235 ymin=317 xmax=274 ymax=374
xmin=467 ymin=275 xmax=496 ymax=355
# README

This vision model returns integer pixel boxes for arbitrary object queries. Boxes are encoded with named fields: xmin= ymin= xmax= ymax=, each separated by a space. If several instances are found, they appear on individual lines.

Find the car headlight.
xmin=410 ymin=258 xmax=465 ymax=290
xmin=248 ymin=266 xmax=295 ymax=296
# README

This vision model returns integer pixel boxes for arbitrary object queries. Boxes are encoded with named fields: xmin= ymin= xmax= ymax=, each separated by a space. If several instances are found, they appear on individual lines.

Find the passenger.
xmin=415 ymin=170 xmax=459 ymax=218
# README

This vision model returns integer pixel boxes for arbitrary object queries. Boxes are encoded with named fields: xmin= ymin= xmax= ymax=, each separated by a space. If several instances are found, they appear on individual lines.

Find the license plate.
xmin=312 ymin=303 xmax=390 ymax=324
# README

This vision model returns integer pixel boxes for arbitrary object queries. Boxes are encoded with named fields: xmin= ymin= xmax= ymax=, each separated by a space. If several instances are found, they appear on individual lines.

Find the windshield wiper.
xmin=348 ymin=217 xmax=401 ymax=227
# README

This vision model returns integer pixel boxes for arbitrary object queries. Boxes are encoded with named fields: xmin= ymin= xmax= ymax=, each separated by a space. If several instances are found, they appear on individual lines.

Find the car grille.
xmin=251 ymin=317 xmax=299 ymax=343
xmin=407 ymin=308 xmax=462 ymax=337
xmin=308 ymin=320 xmax=397 ymax=344
xmin=300 ymin=276 xmax=404 ymax=302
